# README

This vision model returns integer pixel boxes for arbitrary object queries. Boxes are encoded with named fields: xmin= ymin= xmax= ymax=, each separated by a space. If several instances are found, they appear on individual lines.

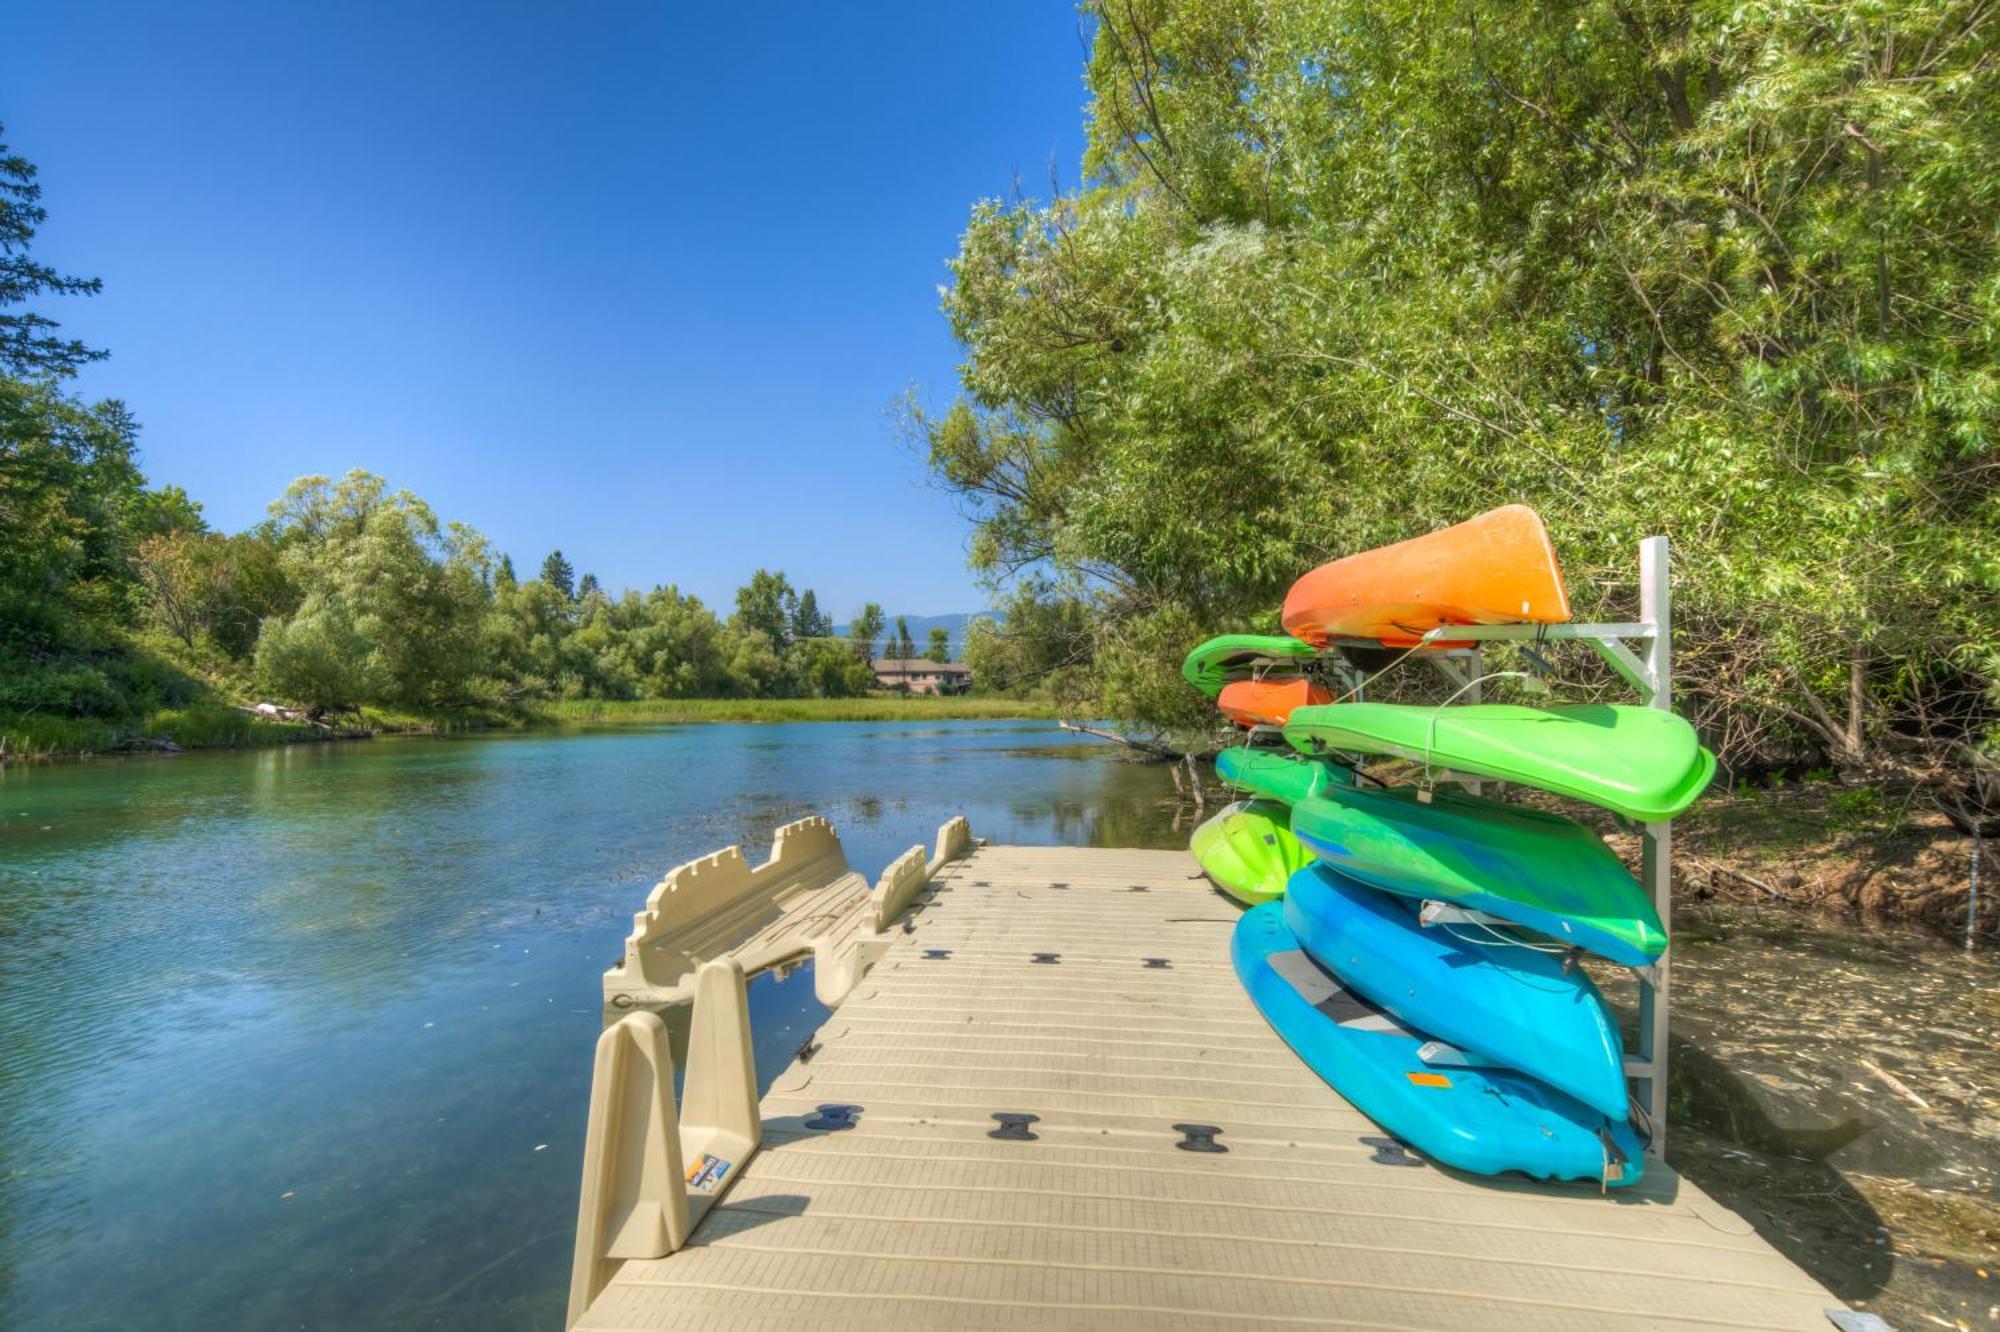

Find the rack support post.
xmin=1634 ymin=536 xmax=1672 ymax=1156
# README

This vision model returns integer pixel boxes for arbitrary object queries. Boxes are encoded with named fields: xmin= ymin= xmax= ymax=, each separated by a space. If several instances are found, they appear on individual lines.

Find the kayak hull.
xmin=1289 ymin=783 xmax=1665 ymax=966
xmin=1285 ymin=702 xmax=1716 ymax=823
xmin=1181 ymin=634 xmax=1319 ymax=699
xmin=1283 ymin=863 xmax=1629 ymax=1118
xmin=1218 ymin=678 xmax=1332 ymax=728
xmin=1216 ymin=748 xmax=1351 ymax=806
xmin=1282 ymin=506 xmax=1570 ymax=648
xmin=1233 ymin=902 xmax=1643 ymax=1187
xmin=1190 ymin=801 xmax=1314 ymax=906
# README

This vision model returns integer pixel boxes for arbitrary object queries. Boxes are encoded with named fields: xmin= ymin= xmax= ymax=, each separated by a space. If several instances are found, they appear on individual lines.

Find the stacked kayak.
xmin=1215 ymin=747 xmax=1349 ymax=806
xmin=1182 ymin=634 xmax=1318 ymax=697
xmin=1185 ymin=505 xmax=1714 ymax=1189
xmin=1284 ymin=701 xmax=1715 ymax=823
xmin=1182 ymin=634 xmax=1342 ymax=904
xmin=1188 ymin=801 xmax=1314 ymax=906
xmin=1282 ymin=504 xmax=1570 ymax=647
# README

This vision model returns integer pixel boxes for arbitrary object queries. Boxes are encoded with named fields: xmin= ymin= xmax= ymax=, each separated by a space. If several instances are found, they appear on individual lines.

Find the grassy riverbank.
xmin=0 ymin=693 xmax=1060 ymax=761
xmin=528 ymin=696 xmax=1057 ymax=725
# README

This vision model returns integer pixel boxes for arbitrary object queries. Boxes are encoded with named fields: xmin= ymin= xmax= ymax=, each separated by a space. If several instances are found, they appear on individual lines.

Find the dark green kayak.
xmin=1290 ymin=784 xmax=1666 ymax=966
xmin=1284 ymin=702 xmax=1715 ymax=822
xmin=1215 ymin=747 xmax=1352 ymax=806
xmin=1189 ymin=800 xmax=1314 ymax=905
xmin=1181 ymin=633 xmax=1318 ymax=699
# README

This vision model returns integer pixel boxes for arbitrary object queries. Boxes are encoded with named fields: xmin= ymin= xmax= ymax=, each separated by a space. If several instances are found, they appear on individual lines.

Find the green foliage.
xmin=259 ymin=472 xmax=494 ymax=708
xmin=962 ymin=581 xmax=1093 ymax=702
xmin=0 ymin=123 xmax=105 ymax=378
xmin=732 ymin=569 xmax=796 ymax=648
xmin=921 ymin=0 xmax=2000 ymax=777
xmin=925 ymin=627 xmax=951 ymax=663
xmin=0 ymin=377 xmax=150 ymax=647
xmin=539 ymin=549 xmax=575 ymax=600
xmin=253 ymin=592 xmax=380 ymax=711
xmin=848 ymin=601 xmax=885 ymax=661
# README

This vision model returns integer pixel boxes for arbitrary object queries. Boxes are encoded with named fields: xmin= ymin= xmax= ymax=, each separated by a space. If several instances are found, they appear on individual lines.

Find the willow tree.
xmin=921 ymin=0 xmax=1999 ymax=788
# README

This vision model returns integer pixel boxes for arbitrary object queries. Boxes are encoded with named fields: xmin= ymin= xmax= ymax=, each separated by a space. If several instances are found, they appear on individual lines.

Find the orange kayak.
xmin=1217 ymin=678 xmax=1332 ymax=728
xmin=1282 ymin=505 xmax=1570 ymax=647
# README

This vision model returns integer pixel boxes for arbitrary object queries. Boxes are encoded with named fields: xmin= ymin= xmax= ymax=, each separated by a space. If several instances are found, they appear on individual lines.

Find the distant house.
xmin=872 ymin=658 xmax=972 ymax=695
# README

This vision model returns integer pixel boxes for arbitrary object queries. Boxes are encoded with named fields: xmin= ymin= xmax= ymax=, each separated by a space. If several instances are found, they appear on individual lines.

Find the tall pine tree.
xmin=539 ymin=550 xmax=575 ymax=600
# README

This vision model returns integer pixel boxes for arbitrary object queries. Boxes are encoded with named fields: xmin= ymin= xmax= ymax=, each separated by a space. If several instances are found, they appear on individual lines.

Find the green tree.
xmin=0 ymin=124 xmax=105 ymax=378
xmin=732 ymin=569 xmax=797 ymax=649
xmin=926 ymin=627 xmax=951 ymax=663
xmin=848 ymin=601 xmax=885 ymax=662
xmin=254 ymin=592 xmax=379 ymax=712
xmin=892 ymin=616 xmax=915 ymax=662
xmin=963 ymin=583 xmax=1091 ymax=703
xmin=0 ymin=377 xmax=147 ymax=648
xmin=495 ymin=553 xmax=517 ymax=588
xmin=790 ymin=587 xmax=830 ymax=644
xmin=920 ymin=0 xmax=2000 ymax=779
xmin=539 ymin=550 xmax=575 ymax=600
xmin=261 ymin=472 xmax=494 ymax=708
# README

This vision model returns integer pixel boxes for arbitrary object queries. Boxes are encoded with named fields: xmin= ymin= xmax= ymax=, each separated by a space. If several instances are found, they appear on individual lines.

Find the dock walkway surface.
xmin=576 ymin=841 xmax=1843 ymax=1331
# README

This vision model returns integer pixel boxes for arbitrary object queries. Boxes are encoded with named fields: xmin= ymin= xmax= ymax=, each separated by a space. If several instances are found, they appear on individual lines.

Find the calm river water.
xmin=1 ymin=721 xmax=1993 ymax=1329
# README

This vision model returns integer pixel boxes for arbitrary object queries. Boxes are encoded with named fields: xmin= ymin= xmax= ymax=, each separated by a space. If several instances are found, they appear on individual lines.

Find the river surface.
xmin=0 ymin=722 xmax=1993 ymax=1329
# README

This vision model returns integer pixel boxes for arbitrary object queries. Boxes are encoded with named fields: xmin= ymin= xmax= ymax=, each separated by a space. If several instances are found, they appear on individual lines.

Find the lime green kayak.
xmin=1215 ymin=747 xmax=1352 ymax=806
xmin=1190 ymin=800 xmax=1314 ymax=905
xmin=1181 ymin=634 xmax=1318 ymax=698
xmin=1290 ymin=784 xmax=1666 ymax=966
xmin=1284 ymin=702 xmax=1715 ymax=822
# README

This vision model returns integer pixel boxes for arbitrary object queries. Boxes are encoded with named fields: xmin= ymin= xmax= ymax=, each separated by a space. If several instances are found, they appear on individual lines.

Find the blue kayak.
xmin=1233 ymin=901 xmax=1644 ymax=1188
xmin=1283 ymin=864 xmax=1629 ymax=1119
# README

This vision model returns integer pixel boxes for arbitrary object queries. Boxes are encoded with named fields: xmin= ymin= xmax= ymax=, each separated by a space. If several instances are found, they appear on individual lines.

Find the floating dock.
xmin=568 ymin=821 xmax=1847 ymax=1331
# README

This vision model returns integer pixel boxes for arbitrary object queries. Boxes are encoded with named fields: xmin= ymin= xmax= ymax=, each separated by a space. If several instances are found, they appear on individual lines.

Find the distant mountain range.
xmin=832 ymin=612 xmax=993 ymax=660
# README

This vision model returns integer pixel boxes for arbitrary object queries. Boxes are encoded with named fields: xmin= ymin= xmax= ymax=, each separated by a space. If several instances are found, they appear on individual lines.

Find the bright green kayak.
xmin=1190 ymin=800 xmax=1314 ymax=906
xmin=1215 ymin=747 xmax=1352 ymax=806
xmin=1284 ymin=702 xmax=1715 ymax=822
xmin=1290 ymin=784 xmax=1666 ymax=966
xmin=1181 ymin=634 xmax=1318 ymax=699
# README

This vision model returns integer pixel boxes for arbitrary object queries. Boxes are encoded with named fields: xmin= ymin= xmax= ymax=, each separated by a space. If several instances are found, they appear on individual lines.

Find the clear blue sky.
xmin=7 ymin=2 xmax=1090 ymax=618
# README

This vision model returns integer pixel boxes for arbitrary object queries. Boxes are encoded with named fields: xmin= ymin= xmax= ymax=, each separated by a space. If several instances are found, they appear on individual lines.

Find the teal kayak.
xmin=1181 ymin=634 xmax=1318 ymax=699
xmin=1216 ymin=748 xmax=1352 ymax=806
xmin=1234 ymin=901 xmax=1643 ymax=1188
xmin=1285 ymin=702 xmax=1716 ymax=822
xmin=1290 ymin=784 xmax=1665 ymax=966
xmin=1189 ymin=801 xmax=1313 ymax=906
xmin=1285 ymin=863 xmax=1629 ymax=1119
